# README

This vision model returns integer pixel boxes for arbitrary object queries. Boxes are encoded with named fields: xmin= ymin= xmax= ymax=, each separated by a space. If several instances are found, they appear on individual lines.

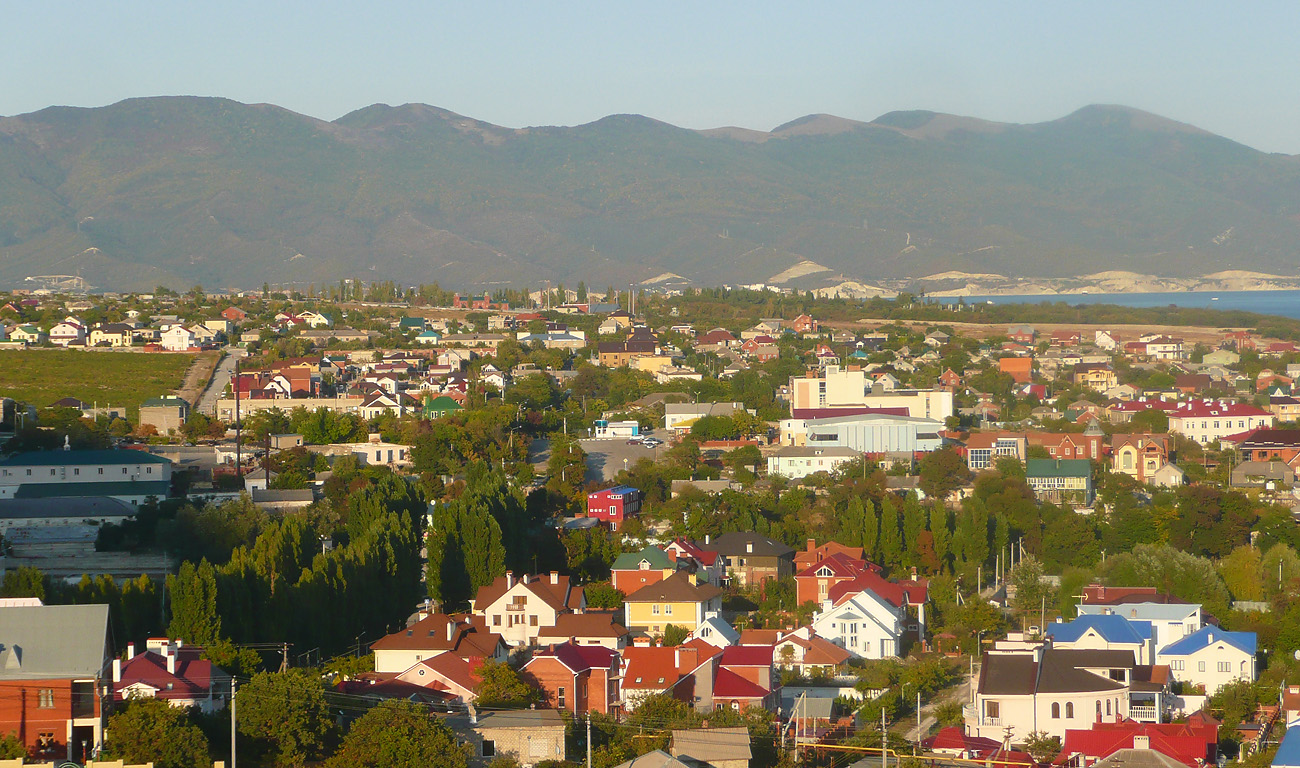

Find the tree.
xmin=1023 ymin=732 xmax=1063 ymax=763
xmin=0 ymin=732 xmax=24 ymax=759
xmin=585 ymin=582 xmax=625 ymax=609
xmin=474 ymin=661 xmax=538 ymax=709
xmin=325 ymin=699 xmax=468 ymax=768
xmin=102 ymin=698 xmax=211 ymax=768
xmin=1010 ymin=555 xmax=1055 ymax=629
xmin=0 ymin=565 xmax=46 ymax=600
xmin=167 ymin=560 xmax=222 ymax=645
xmin=661 ymin=624 xmax=690 ymax=646
xmin=877 ymin=497 xmax=903 ymax=570
xmin=918 ymin=448 xmax=972 ymax=500
xmin=236 ymin=670 xmax=334 ymax=767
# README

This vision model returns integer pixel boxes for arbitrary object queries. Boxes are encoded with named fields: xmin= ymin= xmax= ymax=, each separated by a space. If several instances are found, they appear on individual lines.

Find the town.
xmin=3 ymin=283 xmax=1300 ymax=768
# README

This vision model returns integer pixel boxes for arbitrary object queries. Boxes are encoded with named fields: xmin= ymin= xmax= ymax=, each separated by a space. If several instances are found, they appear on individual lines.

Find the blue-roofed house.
xmin=1155 ymin=626 xmax=1256 ymax=695
xmin=1076 ymin=601 xmax=1203 ymax=652
xmin=1275 ymin=724 xmax=1300 ymax=768
xmin=1046 ymin=614 xmax=1155 ymax=664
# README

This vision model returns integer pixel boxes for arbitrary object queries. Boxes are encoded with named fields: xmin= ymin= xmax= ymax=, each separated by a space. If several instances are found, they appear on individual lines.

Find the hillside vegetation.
xmin=2 ymin=98 xmax=1300 ymax=291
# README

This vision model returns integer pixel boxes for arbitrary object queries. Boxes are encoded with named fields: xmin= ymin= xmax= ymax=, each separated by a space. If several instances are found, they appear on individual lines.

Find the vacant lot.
xmin=0 ymin=349 xmax=196 ymax=416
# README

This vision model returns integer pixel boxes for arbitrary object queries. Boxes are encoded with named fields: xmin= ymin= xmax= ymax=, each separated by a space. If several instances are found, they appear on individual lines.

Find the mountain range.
xmin=1 ymin=96 xmax=1299 ymax=292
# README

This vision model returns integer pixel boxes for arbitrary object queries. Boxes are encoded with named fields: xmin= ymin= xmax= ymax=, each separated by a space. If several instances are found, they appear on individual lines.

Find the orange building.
xmin=998 ymin=356 xmax=1034 ymax=384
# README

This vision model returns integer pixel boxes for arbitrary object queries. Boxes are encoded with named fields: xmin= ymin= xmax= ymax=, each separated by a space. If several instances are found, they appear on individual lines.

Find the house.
xmin=220 ymin=306 xmax=247 ymax=322
xmin=1025 ymin=459 xmax=1094 ymax=506
xmin=599 ymin=335 xmax=659 ymax=367
xmin=689 ymin=616 xmax=741 ymax=648
xmin=924 ymin=330 xmax=951 ymax=347
xmin=471 ymin=572 xmax=585 ymax=647
xmin=457 ymin=709 xmax=566 ymax=767
xmin=809 ymin=570 xmax=927 ymax=659
xmin=369 ymin=612 xmax=508 ymax=673
xmin=1052 ymin=330 xmax=1084 ymax=347
xmin=1053 ymin=719 xmax=1218 ymax=768
xmin=966 ymin=432 xmax=1029 ymax=470
xmin=160 ymin=325 xmax=197 ymax=351
xmin=1155 ymin=626 xmax=1256 ymax=695
xmin=968 ymin=648 xmax=1136 ymax=742
xmin=705 ymin=532 xmax=796 ymax=586
xmin=535 ymin=612 xmax=630 ymax=650
xmin=794 ymin=539 xmax=866 ymax=572
xmin=111 ymin=638 xmax=230 ymax=714
xmin=138 ymin=395 xmax=191 ymax=435
xmin=1203 ymin=349 xmax=1240 ymax=366
xmin=1074 ymin=364 xmax=1119 ymax=392
xmin=664 ymin=402 xmax=750 ymax=434
xmin=1008 ymin=325 xmax=1036 ymax=345
xmin=0 ymin=449 xmax=172 ymax=505
xmin=794 ymin=551 xmax=878 ymax=606
xmin=1110 ymin=435 xmax=1171 ymax=484
xmin=1029 ymin=430 xmax=1104 ymax=461
xmin=767 ymin=445 xmax=859 ymax=479
xmin=49 ymin=319 xmax=86 ymax=347
xmin=523 ymin=642 xmax=620 ymax=714
xmin=671 ymin=727 xmax=752 ymax=768
xmin=0 ymin=603 xmax=111 ymax=761
xmin=1076 ymin=596 xmax=1202 ymax=653
xmin=88 ymin=323 xmax=134 ymax=347
xmin=8 ymin=324 xmax=46 ymax=345
xmin=772 ymin=627 xmax=852 ymax=675
xmin=611 ymin=751 xmax=693 ymax=768
xmin=423 ymin=394 xmax=465 ymax=419
xmin=612 ymin=546 xmax=682 ymax=594
xmin=296 ymin=310 xmax=332 ymax=328
xmin=586 ymin=486 xmax=642 ymax=531
xmin=1045 ymin=615 xmax=1155 ymax=665
xmin=998 ymin=357 xmax=1034 ymax=384
xmin=623 ymin=572 xmax=723 ymax=637
xmin=1168 ymin=401 xmax=1274 ymax=445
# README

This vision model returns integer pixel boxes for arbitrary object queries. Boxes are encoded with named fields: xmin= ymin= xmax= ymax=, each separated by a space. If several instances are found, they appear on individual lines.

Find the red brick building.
xmin=585 ymin=486 xmax=642 ymax=531
xmin=523 ymin=642 xmax=620 ymax=714
xmin=0 ymin=603 xmax=111 ymax=762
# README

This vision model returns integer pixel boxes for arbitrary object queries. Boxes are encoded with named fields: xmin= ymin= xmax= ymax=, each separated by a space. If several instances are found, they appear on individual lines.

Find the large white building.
xmin=1167 ymin=400 xmax=1274 ymax=445
xmin=779 ymin=411 xmax=945 ymax=452
xmin=788 ymin=366 xmax=954 ymax=421
xmin=0 ymin=449 xmax=172 ymax=505
xmin=767 ymin=446 xmax=859 ymax=480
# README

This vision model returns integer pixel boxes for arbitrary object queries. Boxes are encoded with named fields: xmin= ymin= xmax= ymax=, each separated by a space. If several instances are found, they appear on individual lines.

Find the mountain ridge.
xmin=2 ymin=96 xmax=1300 ymax=291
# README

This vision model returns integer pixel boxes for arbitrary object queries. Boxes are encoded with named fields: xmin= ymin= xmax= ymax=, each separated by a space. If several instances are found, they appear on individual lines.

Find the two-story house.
xmin=612 ymin=546 xmax=685 ymax=594
xmin=704 ymin=532 xmax=795 ymax=587
xmin=112 ymin=639 xmax=230 ymax=714
xmin=1155 ymin=627 xmax=1256 ymax=695
xmin=623 ymin=572 xmax=723 ymax=637
xmin=1109 ymin=434 xmax=1172 ymax=484
xmin=472 ymin=572 xmax=586 ymax=647
xmin=370 ymin=612 xmax=508 ymax=673
xmin=523 ymin=642 xmax=620 ymax=715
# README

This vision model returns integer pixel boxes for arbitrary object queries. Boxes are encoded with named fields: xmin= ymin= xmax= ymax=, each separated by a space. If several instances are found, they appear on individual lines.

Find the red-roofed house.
xmin=794 ymin=552 xmax=876 ymax=606
xmin=523 ymin=641 xmax=621 ymax=714
xmin=1052 ymin=720 xmax=1219 ymax=767
xmin=809 ymin=570 xmax=929 ymax=659
xmin=370 ymin=612 xmax=508 ymax=673
xmin=772 ymin=628 xmax=852 ymax=676
xmin=793 ymin=539 xmax=868 ymax=572
xmin=112 ymin=639 xmax=230 ymax=714
xmin=392 ymin=654 xmax=485 ymax=704
xmin=923 ymin=726 xmax=1004 ymax=758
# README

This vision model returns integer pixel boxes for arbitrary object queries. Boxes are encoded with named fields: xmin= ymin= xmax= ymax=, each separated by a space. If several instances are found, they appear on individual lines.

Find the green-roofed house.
xmin=611 ymin=545 xmax=681 ymax=594
xmin=399 ymin=317 xmax=427 ymax=332
xmin=423 ymin=394 xmax=464 ymax=419
xmin=415 ymin=329 xmax=443 ymax=345
xmin=0 ymin=449 xmax=172 ymax=505
xmin=1025 ymin=458 xmax=1094 ymax=506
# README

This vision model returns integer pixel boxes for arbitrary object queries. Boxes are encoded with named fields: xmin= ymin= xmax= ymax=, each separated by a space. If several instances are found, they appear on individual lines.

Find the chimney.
xmin=126 ymin=642 xmax=135 ymax=660
xmin=550 ymin=571 xmax=559 ymax=585
xmin=468 ymin=703 xmax=478 ymax=725
xmin=910 ymin=566 xmax=918 ymax=580
xmin=523 ymin=574 xmax=531 ymax=584
xmin=166 ymin=648 xmax=176 ymax=676
xmin=506 ymin=571 xmax=514 ymax=589
xmin=447 ymin=621 xmax=456 ymax=642
xmin=806 ymin=539 xmax=816 ymax=552
xmin=704 ymin=534 xmax=710 ymax=545
xmin=112 ymin=658 xmax=122 ymax=683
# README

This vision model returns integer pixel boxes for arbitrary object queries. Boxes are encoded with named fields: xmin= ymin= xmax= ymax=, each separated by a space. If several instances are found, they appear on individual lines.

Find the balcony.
xmin=1129 ymin=705 xmax=1158 ymax=722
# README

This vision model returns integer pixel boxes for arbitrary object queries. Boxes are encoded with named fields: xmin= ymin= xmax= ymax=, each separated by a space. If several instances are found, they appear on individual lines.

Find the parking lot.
xmin=530 ymin=432 xmax=670 ymax=483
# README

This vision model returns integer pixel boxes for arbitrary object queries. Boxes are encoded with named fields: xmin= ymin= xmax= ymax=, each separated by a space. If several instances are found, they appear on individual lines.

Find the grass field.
xmin=0 ymin=349 xmax=196 ymax=417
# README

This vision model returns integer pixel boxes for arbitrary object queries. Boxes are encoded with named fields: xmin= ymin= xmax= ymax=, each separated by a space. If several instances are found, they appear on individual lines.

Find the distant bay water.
xmin=959 ymin=289 xmax=1300 ymax=321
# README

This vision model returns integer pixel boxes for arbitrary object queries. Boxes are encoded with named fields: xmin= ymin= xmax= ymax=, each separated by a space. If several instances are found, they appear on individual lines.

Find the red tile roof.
xmin=1053 ymin=720 xmax=1218 ymax=767
xmin=712 ymin=666 xmax=769 ymax=700
xmin=719 ymin=645 xmax=773 ymax=666
xmin=828 ymin=569 xmax=929 ymax=608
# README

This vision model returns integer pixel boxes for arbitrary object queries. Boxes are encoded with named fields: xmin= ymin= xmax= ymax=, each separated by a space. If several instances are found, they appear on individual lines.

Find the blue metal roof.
xmin=1158 ymin=625 xmax=1256 ymax=657
xmin=1045 ymin=614 xmax=1151 ymax=644
xmin=1274 ymin=725 xmax=1300 ymax=767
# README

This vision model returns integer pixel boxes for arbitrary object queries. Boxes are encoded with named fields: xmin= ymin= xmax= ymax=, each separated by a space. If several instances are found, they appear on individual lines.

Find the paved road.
xmin=530 ymin=433 xmax=669 ymax=483
xmin=199 ymin=348 xmax=245 ymax=416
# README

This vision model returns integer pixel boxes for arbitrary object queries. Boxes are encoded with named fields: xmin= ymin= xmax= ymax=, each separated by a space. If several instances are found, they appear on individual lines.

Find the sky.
xmin=4 ymin=1 xmax=1299 ymax=153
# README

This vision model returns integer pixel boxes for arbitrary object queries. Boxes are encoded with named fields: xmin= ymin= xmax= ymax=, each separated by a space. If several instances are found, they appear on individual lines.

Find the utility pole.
xmin=231 ymin=678 xmax=237 ymax=768
xmin=234 ymin=356 xmax=241 ymax=477
xmin=882 ymin=707 xmax=888 ymax=768
xmin=916 ymin=690 xmax=921 ymax=756
xmin=586 ymin=713 xmax=592 ymax=768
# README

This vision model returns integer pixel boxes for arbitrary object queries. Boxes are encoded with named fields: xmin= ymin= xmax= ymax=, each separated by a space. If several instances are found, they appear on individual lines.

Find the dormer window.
xmin=816 ymin=567 xmax=833 ymax=577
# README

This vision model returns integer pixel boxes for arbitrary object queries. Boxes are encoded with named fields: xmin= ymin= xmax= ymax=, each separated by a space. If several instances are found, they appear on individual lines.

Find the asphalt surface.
xmin=530 ymin=432 xmax=669 ymax=483
xmin=198 ymin=348 xmax=245 ymax=416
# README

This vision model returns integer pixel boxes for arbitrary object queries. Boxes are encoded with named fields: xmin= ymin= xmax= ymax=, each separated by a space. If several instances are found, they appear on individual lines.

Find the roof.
xmin=526 ymin=641 xmax=618 ymax=674
xmin=14 ymin=480 xmax=171 ymax=499
xmin=475 ymin=709 xmax=565 ymax=730
xmin=719 ymin=645 xmax=773 ymax=666
xmin=626 ymin=572 xmax=722 ymax=604
xmin=474 ymin=572 xmax=583 ymax=613
xmin=369 ymin=613 xmax=503 ymax=659
xmin=979 ymin=650 xmax=1128 ymax=697
xmin=0 ymin=449 xmax=172 ymax=467
xmin=1046 ymin=615 xmax=1152 ymax=645
xmin=0 ymin=496 xmax=137 ymax=521
xmin=0 ymin=604 xmax=110 ymax=680
xmin=116 ymin=646 xmax=226 ymax=700
xmin=1158 ymin=626 xmax=1256 ymax=657
xmin=536 ymin=612 xmax=629 ymax=640
xmin=671 ymin=728 xmax=753 ymax=763
xmin=923 ymin=726 xmax=1004 ymax=755
xmin=611 ymin=751 xmax=693 ymax=768
xmin=704 ymin=532 xmax=795 ymax=559
xmin=828 ymin=568 xmax=928 ymax=608
xmin=1026 ymin=458 xmax=1092 ymax=478
xmin=712 ymin=666 xmax=769 ymax=699
xmin=1275 ymin=727 xmax=1300 ymax=768
xmin=613 ymin=546 xmax=677 ymax=572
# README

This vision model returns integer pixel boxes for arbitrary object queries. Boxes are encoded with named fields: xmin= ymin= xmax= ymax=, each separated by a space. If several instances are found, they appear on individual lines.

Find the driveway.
xmin=198 ymin=348 xmax=245 ymax=416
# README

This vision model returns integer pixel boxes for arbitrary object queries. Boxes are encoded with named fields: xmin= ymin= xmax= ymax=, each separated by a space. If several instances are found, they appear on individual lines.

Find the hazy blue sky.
xmin=5 ymin=1 xmax=1298 ymax=152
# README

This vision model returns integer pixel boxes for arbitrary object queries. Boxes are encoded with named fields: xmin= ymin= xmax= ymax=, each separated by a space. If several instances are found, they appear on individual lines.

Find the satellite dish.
xmin=1294 ymin=650 xmax=1300 ymax=661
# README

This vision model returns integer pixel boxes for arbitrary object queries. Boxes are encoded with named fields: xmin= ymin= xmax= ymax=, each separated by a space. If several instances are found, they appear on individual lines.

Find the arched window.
xmin=1051 ymin=703 xmax=1060 ymax=718
xmin=1106 ymin=700 xmax=1112 ymax=717
xmin=1066 ymin=702 xmax=1074 ymax=718
xmin=1096 ymin=700 xmax=1102 ymax=720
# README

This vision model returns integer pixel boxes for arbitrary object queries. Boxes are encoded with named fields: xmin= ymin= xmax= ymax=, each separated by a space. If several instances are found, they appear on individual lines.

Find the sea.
xmin=960 ymin=289 xmax=1300 ymax=321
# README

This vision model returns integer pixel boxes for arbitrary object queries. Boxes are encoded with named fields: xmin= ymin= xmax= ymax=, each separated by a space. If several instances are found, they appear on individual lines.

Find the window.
xmin=1218 ymin=662 xmax=1231 ymax=673
xmin=25 ymin=469 xmax=31 ymax=476
xmin=38 ymin=689 xmax=55 ymax=708
xmin=1106 ymin=700 xmax=1112 ymax=716
xmin=482 ymin=740 xmax=495 ymax=757
xmin=122 ymin=467 xmax=128 ymax=474
xmin=530 ymin=615 xmax=538 ymax=627
xmin=493 ymin=615 xmax=501 ymax=626
xmin=558 ymin=687 xmax=566 ymax=708
xmin=1066 ymin=702 xmax=1074 ymax=718
xmin=98 ymin=468 xmax=103 ymax=475
xmin=146 ymin=467 xmax=152 ymax=474
xmin=652 ymin=605 xmax=660 ymax=615
xmin=74 ymin=468 xmax=79 ymax=476
xmin=50 ymin=468 xmax=55 ymax=476
xmin=665 ymin=604 xmax=673 ymax=615
xmin=1051 ymin=703 xmax=1060 ymax=718
xmin=1198 ymin=661 xmax=1206 ymax=673
xmin=985 ymin=701 xmax=999 ymax=719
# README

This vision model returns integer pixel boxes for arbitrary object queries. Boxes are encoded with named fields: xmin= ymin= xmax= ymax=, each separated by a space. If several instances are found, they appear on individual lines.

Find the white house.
xmin=0 ymin=449 xmax=172 ymax=505
xmin=49 ymin=318 xmax=86 ymax=346
xmin=297 ymin=310 xmax=333 ymax=328
xmin=767 ymin=446 xmax=858 ymax=480
xmin=471 ymin=572 xmax=585 ymax=647
xmin=1155 ymin=626 xmax=1256 ymax=695
xmin=160 ymin=325 xmax=196 ymax=351
xmin=809 ymin=589 xmax=903 ymax=659
xmin=968 ymin=648 xmax=1134 ymax=742
xmin=1167 ymin=401 xmax=1274 ymax=445
xmin=1075 ymin=602 xmax=1202 ymax=653
xmin=8 ymin=324 xmax=44 ymax=344
xmin=1045 ymin=614 xmax=1155 ymax=665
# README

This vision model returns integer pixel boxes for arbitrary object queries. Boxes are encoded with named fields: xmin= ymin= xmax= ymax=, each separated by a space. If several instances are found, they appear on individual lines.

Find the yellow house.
xmin=622 ymin=571 xmax=723 ymax=637
xmin=631 ymin=355 xmax=674 ymax=374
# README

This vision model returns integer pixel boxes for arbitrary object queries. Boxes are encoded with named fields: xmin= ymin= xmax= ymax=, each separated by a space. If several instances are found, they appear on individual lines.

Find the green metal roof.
xmin=1025 ymin=458 xmax=1092 ymax=478
xmin=611 ymin=545 xmax=674 ymax=572
xmin=0 ymin=449 xmax=173 ymax=467
xmin=13 ymin=480 xmax=170 ymax=498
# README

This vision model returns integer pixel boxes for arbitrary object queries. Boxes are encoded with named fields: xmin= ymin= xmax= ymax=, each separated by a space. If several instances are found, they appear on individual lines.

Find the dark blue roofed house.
xmin=1045 ymin=613 xmax=1170 ymax=722
xmin=1155 ymin=626 xmax=1256 ymax=696
xmin=0 ymin=449 xmax=173 ymax=506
